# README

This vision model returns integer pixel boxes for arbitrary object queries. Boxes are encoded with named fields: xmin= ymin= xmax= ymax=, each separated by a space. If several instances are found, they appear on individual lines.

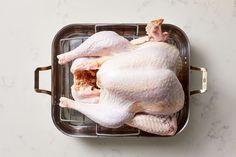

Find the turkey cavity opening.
xmin=73 ymin=69 xmax=99 ymax=91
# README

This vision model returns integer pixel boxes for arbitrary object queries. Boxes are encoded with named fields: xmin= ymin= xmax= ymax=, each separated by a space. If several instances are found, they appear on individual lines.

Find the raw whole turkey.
xmin=57 ymin=19 xmax=185 ymax=135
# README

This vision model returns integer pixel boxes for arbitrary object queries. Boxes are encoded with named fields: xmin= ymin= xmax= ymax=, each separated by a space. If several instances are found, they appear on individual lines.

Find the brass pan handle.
xmin=34 ymin=66 xmax=51 ymax=95
xmin=190 ymin=65 xmax=207 ymax=95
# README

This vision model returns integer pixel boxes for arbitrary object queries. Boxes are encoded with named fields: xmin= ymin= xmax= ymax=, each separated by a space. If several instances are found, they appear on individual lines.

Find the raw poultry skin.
xmin=57 ymin=31 xmax=130 ymax=65
xmin=58 ymin=19 xmax=185 ymax=134
xmin=127 ymin=113 xmax=177 ymax=136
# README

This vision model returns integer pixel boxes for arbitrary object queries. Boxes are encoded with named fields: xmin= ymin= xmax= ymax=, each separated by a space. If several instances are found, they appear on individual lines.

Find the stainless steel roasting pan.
xmin=34 ymin=23 xmax=207 ymax=137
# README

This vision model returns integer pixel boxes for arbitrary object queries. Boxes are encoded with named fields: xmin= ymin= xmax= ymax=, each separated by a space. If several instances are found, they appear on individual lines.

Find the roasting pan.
xmin=34 ymin=23 xmax=207 ymax=137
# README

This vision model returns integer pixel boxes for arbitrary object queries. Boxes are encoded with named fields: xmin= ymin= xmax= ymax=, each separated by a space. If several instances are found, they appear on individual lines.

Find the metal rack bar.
xmin=95 ymin=124 xmax=140 ymax=137
xmin=95 ymin=24 xmax=139 ymax=36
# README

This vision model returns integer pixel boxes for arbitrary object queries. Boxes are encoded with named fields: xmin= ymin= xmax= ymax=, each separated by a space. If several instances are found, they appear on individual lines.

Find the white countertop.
xmin=0 ymin=0 xmax=235 ymax=156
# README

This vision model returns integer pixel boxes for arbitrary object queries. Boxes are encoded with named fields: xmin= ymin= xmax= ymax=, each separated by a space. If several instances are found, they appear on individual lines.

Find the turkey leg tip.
xmin=59 ymin=97 xmax=71 ymax=108
xmin=57 ymin=54 xmax=66 ymax=65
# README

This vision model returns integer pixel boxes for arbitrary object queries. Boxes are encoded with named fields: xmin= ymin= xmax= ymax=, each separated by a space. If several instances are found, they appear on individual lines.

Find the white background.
xmin=0 ymin=0 xmax=235 ymax=156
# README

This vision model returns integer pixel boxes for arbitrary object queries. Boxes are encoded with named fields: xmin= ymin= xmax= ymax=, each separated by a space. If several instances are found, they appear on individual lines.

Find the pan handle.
xmin=190 ymin=65 xmax=207 ymax=95
xmin=34 ymin=66 xmax=51 ymax=95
